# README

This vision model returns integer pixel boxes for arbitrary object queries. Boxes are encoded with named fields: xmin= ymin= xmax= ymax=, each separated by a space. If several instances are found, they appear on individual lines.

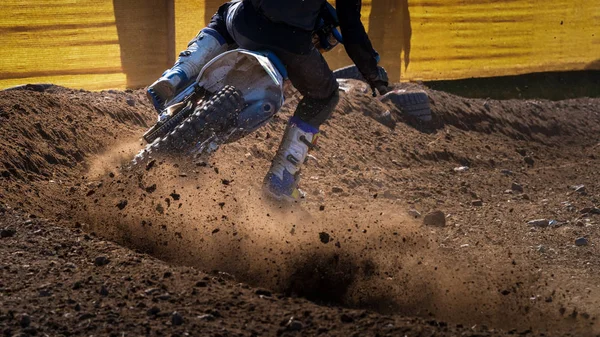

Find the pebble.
xmin=319 ymin=232 xmax=331 ymax=244
xmin=145 ymin=159 xmax=156 ymax=171
xmin=197 ymin=314 xmax=215 ymax=321
xmin=500 ymin=169 xmax=514 ymax=176
xmin=511 ymin=183 xmax=524 ymax=193
xmin=331 ymin=186 xmax=344 ymax=193
xmin=99 ymin=285 xmax=109 ymax=296
xmin=524 ymin=156 xmax=535 ymax=166
xmin=286 ymin=318 xmax=304 ymax=331
xmin=116 ymin=200 xmax=128 ymax=210
xmin=408 ymin=209 xmax=422 ymax=218
xmin=94 ymin=256 xmax=110 ymax=267
xmin=528 ymin=219 xmax=549 ymax=227
xmin=171 ymin=312 xmax=184 ymax=326
xmin=423 ymin=210 xmax=446 ymax=227
xmin=255 ymin=289 xmax=272 ymax=297
xmin=145 ymin=184 xmax=157 ymax=193
xmin=572 ymin=185 xmax=586 ymax=193
xmin=126 ymin=97 xmax=136 ymax=107
xmin=453 ymin=166 xmax=469 ymax=172
xmin=1 ymin=228 xmax=16 ymax=238
xmin=575 ymin=237 xmax=589 ymax=246
xmin=472 ymin=200 xmax=483 ymax=206
xmin=147 ymin=306 xmax=161 ymax=316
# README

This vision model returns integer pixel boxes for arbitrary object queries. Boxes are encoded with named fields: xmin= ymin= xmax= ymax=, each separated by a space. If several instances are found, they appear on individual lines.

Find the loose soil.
xmin=0 ymin=82 xmax=599 ymax=336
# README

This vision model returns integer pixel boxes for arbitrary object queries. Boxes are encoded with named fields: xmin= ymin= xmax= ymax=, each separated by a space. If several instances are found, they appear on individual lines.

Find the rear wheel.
xmin=133 ymin=85 xmax=245 ymax=165
xmin=380 ymin=90 xmax=432 ymax=122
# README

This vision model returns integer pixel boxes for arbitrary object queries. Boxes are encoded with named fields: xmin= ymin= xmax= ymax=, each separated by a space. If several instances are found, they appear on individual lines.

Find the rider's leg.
xmin=263 ymin=48 xmax=339 ymax=201
xmin=146 ymin=3 xmax=237 ymax=111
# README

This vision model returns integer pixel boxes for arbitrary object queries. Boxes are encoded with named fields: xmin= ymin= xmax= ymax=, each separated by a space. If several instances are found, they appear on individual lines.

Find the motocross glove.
xmin=344 ymin=43 xmax=389 ymax=96
xmin=365 ymin=66 xmax=389 ymax=96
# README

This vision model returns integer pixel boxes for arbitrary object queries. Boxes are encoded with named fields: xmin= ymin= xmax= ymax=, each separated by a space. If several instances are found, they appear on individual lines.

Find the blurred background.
xmin=0 ymin=0 xmax=598 ymax=93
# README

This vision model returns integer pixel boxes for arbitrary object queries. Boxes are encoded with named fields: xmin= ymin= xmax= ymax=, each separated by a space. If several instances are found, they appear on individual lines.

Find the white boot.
xmin=147 ymin=28 xmax=228 ymax=110
xmin=264 ymin=117 xmax=319 ymax=201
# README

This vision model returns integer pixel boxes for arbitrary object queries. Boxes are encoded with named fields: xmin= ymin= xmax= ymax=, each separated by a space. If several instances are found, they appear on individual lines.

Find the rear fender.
xmin=197 ymin=49 xmax=285 ymax=134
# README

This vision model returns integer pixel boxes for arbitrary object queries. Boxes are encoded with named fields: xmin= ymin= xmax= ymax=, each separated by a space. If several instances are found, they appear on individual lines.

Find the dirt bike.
xmin=132 ymin=4 xmax=344 ymax=165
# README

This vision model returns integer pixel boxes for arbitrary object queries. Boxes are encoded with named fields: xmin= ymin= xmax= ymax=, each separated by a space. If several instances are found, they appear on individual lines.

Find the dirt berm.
xmin=0 ymin=82 xmax=599 ymax=336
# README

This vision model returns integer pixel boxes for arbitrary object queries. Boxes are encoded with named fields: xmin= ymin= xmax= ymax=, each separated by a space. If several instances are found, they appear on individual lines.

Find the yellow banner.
xmin=1 ymin=0 xmax=598 ymax=90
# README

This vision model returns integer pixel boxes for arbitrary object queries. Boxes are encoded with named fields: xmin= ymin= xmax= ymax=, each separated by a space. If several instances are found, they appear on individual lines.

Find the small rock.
xmin=504 ymin=189 xmax=514 ymax=195
xmin=286 ymin=318 xmax=304 ymax=331
xmin=39 ymin=289 xmax=52 ymax=297
xmin=211 ymin=228 xmax=220 ymax=234
xmin=126 ymin=97 xmax=136 ymax=107
xmin=171 ymin=312 xmax=184 ymax=326
xmin=453 ymin=166 xmax=469 ymax=172
xmin=423 ymin=210 xmax=446 ymax=227
xmin=331 ymin=186 xmax=344 ymax=193
xmin=19 ymin=314 xmax=31 ymax=328
xmin=511 ymin=183 xmax=524 ymax=193
xmin=319 ymin=205 xmax=325 ymax=211
xmin=537 ymin=245 xmax=547 ymax=253
xmin=169 ymin=192 xmax=181 ymax=201
xmin=500 ymin=169 xmax=513 ymax=176
xmin=145 ymin=159 xmax=156 ymax=171
xmin=471 ymin=200 xmax=483 ymax=207
xmin=524 ymin=156 xmax=535 ymax=166
xmin=256 ymin=289 xmax=272 ymax=297
xmin=319 ymin=232 xmax=331 ymax=244
xmin=575 ymin=237 xmax=589 ymax=246
xmin=1 ymin=228 xmax=16 ymax=238
xmin=116 ymin=200 xmax=128 ymax=210
xmin=221 ymin=179 xmax=231 ymax=186
xmin=522 ymin=194 xmax=531 ymax=200
xmin=99 ymin=285 xmax=109 ymax=296
xmin=145 ymin=184 xmax=157 ymax=193
xmin=147 ymin=306 xmax=161 ymax=316
xmin=408 ymin=209 xmax=422 ymax=218
xmin=528 ymin=219 xmax=549 ymax=227
xmin=94 ymin=256 xmax=110 ymax=267
xmin=195 ymin=281 xmax=207 ymax=287
xmin=144 ymin=288 xmax=160 ymax=295
xmin=572 ymin=185 xmax=587 ymax=194
xmin=197 ymin=314 xmax=215 ymax=321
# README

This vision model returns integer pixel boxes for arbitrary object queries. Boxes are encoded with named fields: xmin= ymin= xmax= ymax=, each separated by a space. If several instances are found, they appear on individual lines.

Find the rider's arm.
xmin=336 ymin=0 xmax=380 ymax=84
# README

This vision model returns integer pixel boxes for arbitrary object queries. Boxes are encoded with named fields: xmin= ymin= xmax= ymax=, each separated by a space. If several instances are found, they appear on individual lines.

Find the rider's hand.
xmin=365 ymin=66 xmax=389 ymax=97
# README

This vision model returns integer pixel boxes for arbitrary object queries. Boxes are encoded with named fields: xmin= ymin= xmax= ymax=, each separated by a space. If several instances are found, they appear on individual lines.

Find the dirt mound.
xmin=1 ymin=82 xmax=600 ymax=336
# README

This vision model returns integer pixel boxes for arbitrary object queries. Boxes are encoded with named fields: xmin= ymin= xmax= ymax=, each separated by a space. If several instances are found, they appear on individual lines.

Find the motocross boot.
xmin=263 ymin=116 xmax=319 ymax=201
xmin=146 ymin=28 xmax=228 ymax=111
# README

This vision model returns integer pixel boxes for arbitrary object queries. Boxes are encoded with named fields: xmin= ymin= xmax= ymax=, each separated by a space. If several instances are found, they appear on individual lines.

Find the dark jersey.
xmin=245 ymin=0 xmax=379 ymax=79
xmin=250 ymin=0 xmax=324 ymax=31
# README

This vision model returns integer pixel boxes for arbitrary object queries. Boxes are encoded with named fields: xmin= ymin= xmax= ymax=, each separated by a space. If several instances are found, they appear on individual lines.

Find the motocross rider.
xmin=146 ymin=0 xmax=389 ymax=201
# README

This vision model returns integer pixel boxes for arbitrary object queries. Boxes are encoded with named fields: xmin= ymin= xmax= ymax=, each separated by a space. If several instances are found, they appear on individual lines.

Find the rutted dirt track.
xmin=1 ymin=83 xmax=599 ymax=336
